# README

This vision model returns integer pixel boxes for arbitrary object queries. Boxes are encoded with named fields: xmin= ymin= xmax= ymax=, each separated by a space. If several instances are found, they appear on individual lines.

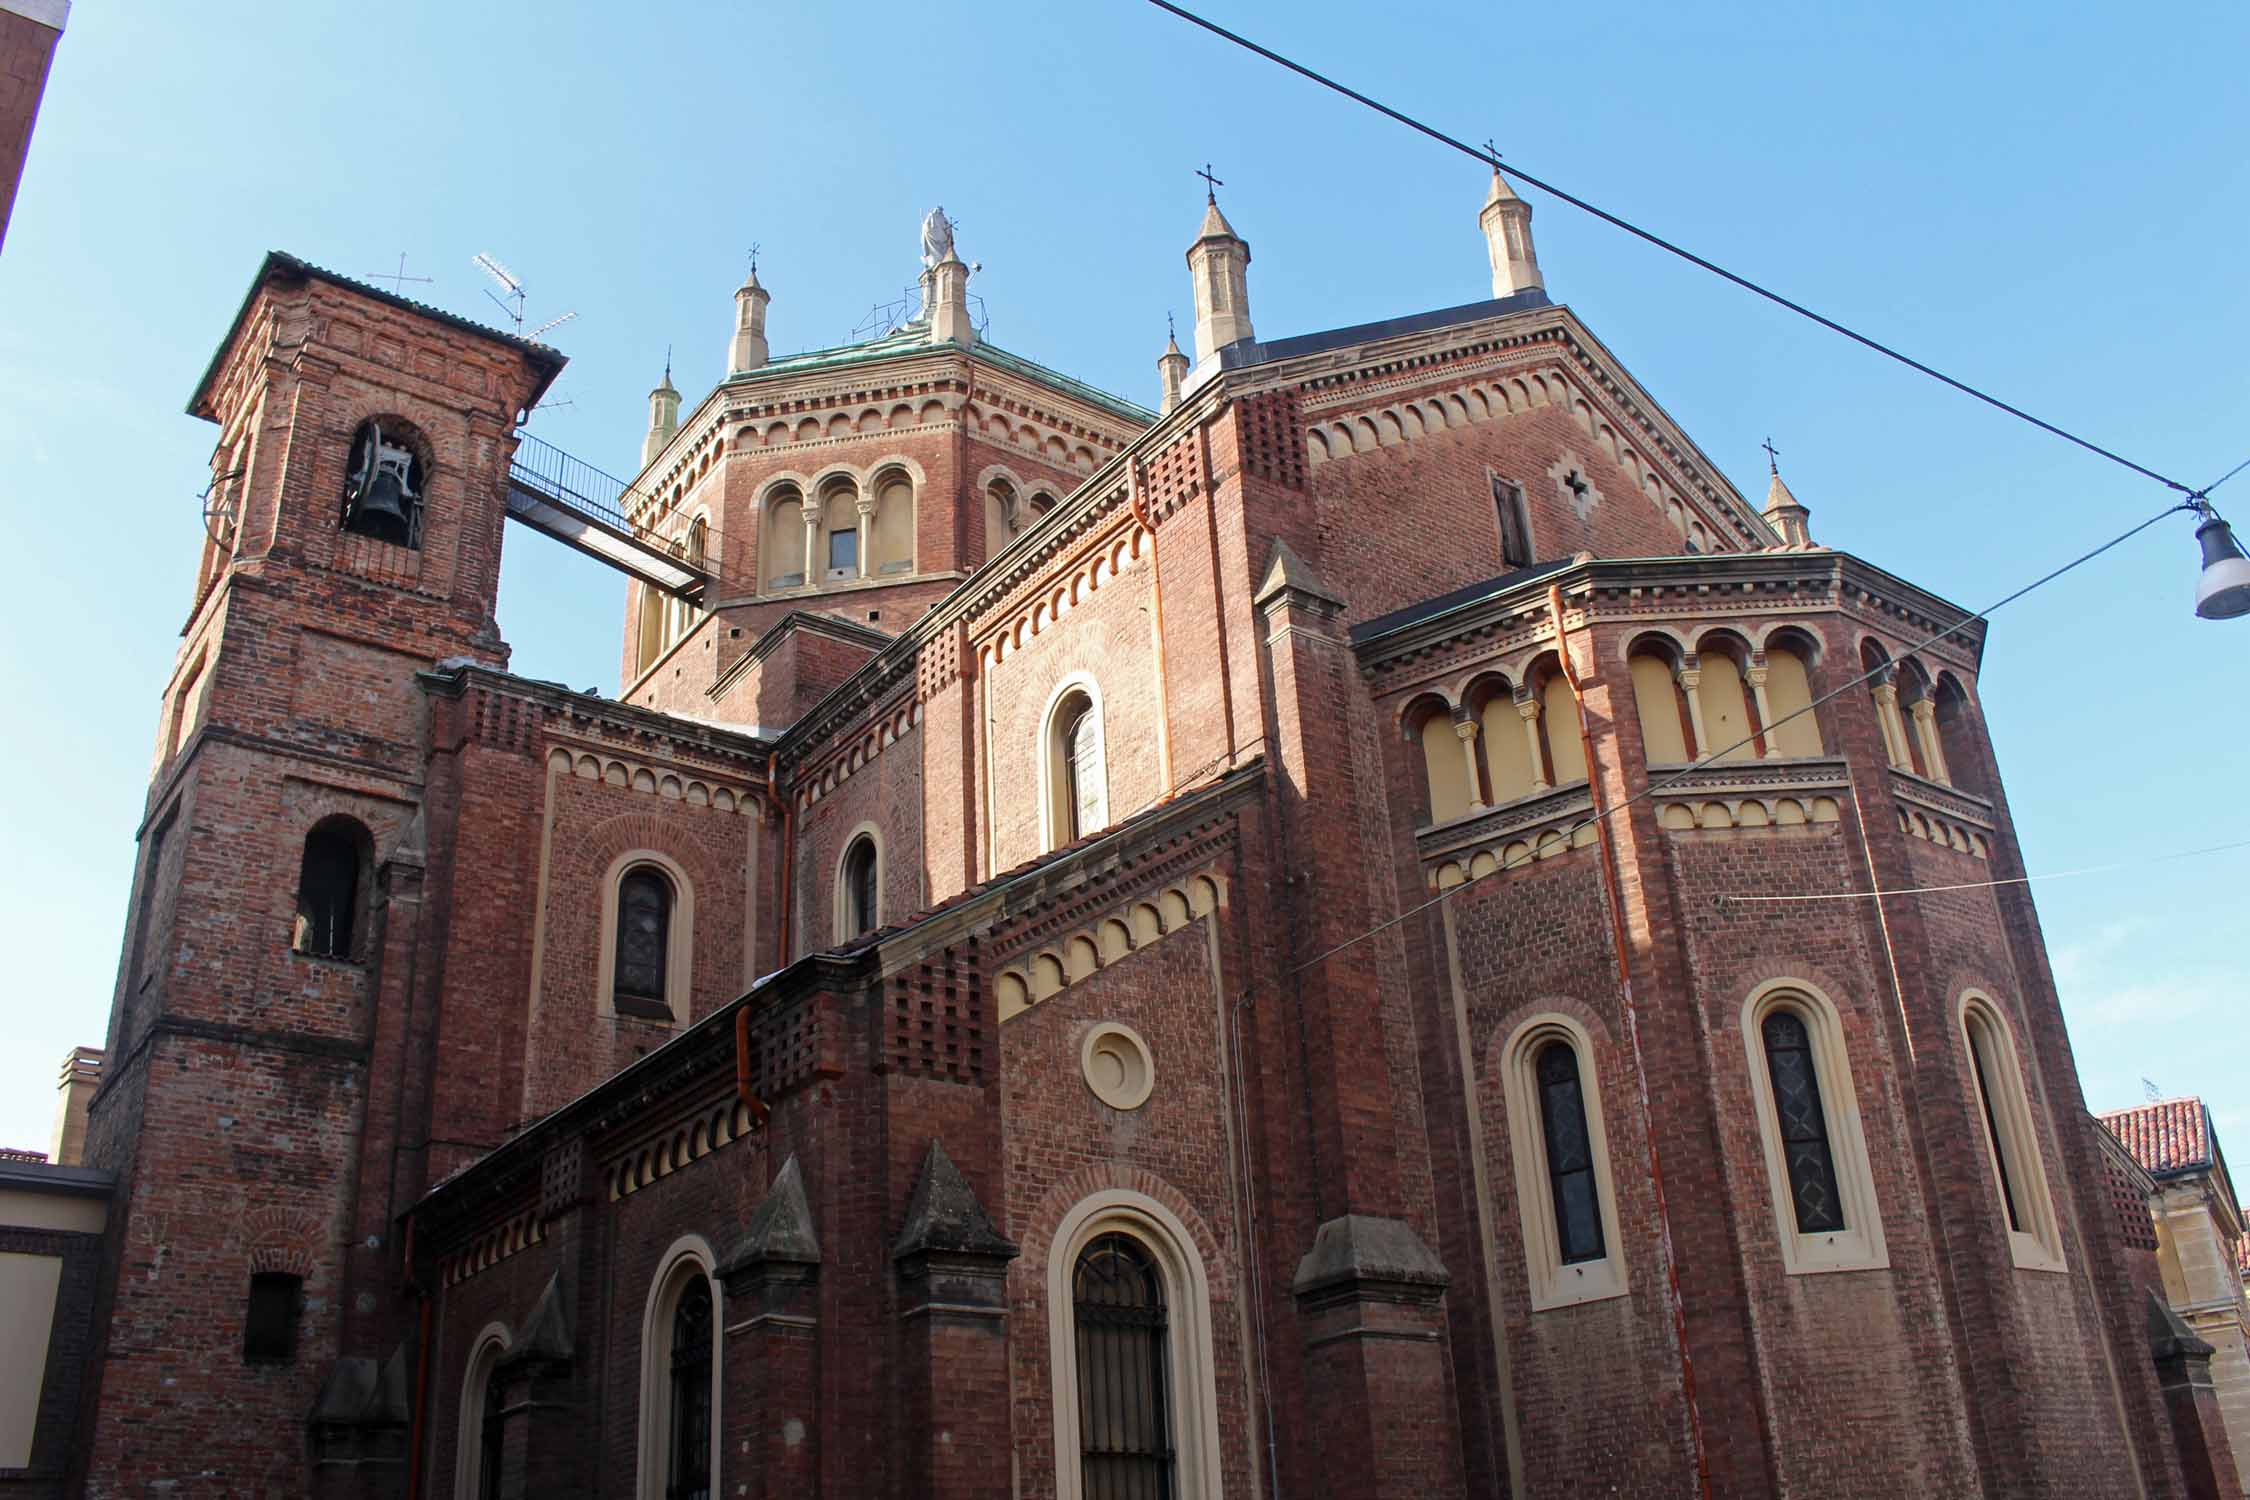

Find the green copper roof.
xmin=727 ymin=318 xmax=1154 ymax=427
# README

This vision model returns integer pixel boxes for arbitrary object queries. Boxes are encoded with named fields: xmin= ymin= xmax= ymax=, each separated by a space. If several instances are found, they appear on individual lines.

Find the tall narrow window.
xmin=1065 ymin=701 xmax=1103 ymax=841
xmin=614 ymin=867 xmax=673 ymax=1019
xmin=1492 ymin=475 xmax=1533 ymax=568
xmin=478 ymin=1361 xmax=506 ymax=1500
xmin=1536 ymin=1042 xmax=1605 ymax=1264
xmin=1966 ymin=1021 xmax=2021 ymax=1231
xmin=841 ymin=836 xmax=879 ymax=938
xmin=1074 ymin=1234 xmax=1175 ymax=1500
xmin=666 ymin=1276 xmax=713 ymax=1500
xmin=1960 ymin=997 xmax=2064 ymax=1269
xmin=243 ymin=1271 xmax=302 ymax=1362
xmin=294 ymin=818 xmax=367 ymax=960
xmin=1761 ymin=1010 xmax=1845 ymax=1233
xmin=1047 ymin=688 xmax=1108 ymax=850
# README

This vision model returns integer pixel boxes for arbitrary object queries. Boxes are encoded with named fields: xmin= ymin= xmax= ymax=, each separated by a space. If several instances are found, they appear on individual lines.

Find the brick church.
xmin=47 ymin=174 xmax=2233 ymax=1498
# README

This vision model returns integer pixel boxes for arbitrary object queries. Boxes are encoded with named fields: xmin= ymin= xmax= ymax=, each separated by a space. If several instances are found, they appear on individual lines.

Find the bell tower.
xmin=80 ymin=253 xmax=563 ymax=1497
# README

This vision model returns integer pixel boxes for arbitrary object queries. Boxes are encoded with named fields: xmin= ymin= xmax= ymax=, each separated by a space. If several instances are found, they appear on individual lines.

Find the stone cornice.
xmin=423 ymin=664 xmax=772 ymax=769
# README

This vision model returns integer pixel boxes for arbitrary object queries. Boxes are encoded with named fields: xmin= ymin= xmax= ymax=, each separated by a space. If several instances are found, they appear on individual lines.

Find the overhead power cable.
xmin=1281 ymin=496 xmax=2198 ymax=979
xmin=1714 ymin=836 xmax=2250 ymax=905
xmin=1141 ymin=0 xmax=2198 ymax=497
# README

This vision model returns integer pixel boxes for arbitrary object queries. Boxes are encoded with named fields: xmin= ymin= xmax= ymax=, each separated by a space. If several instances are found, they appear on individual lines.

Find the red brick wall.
xmin=0 ymin=4 xmax=61 ymax=254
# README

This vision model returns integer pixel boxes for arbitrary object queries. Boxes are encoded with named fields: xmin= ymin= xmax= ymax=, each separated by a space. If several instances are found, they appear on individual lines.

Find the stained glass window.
xmin=615 ymin=868 xmax=672 ymax=1018
xmin=1536 ymin=1042 xmax=1605 ymax=1263
xmin=1062 ymin=699 xmax=1105 ymax=841
xmin=1761 ymin=1010 xmax=1845 ymax=1233
xmin=843 ymin=838 xmax=878 ymax=937
xmin=1074 ymin=1234 xmax=1175 ymax=1500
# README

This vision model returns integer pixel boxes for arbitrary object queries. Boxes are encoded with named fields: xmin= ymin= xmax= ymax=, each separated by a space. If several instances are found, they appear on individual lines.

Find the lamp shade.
xmin=2195 ymin=513 xmax=2250 ymax=620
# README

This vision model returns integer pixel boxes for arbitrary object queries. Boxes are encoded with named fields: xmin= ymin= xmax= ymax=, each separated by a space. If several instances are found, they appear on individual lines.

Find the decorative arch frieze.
xmin=995 ymin=870 xmax=1227 ymax=1022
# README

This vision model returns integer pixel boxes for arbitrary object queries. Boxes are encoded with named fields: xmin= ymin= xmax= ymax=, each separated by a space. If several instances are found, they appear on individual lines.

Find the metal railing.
xmin=508 ymin=430 xmax=659 ymax=538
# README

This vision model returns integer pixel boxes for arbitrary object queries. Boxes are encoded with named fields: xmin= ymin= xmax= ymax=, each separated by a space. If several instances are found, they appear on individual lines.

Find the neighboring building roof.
xmin=2101 ymin=1098 xmax=2220 ymax=1177
xmin=0 ymin=1157 xmax=113 ymax=1197
xmin=188 ymin=250 xmax=568 ymax=418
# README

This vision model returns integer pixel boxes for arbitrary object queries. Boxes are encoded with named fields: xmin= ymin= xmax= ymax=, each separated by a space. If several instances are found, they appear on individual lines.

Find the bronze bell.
xmin=355 ymin=467 xmax=410 ymax=524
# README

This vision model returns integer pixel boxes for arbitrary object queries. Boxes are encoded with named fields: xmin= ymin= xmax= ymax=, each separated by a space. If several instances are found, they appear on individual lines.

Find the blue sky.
xmin=0 ymin=1 xmax=2242 ymax=1155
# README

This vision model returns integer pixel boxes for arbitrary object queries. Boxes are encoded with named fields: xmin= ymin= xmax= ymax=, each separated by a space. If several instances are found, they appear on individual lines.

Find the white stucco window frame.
xmin=596 ymin=849 xmax=695 ymax=1025
xmin=635 ymin=1236 xmax=723 ymax=1500
xmin=1740 ymin=979 xmax=1890 ymax=1275
xmin=833 ymin=822 xmax=883 ymax=943
xmin=1037 ymin=673 xmax=1109 ymax=854
xmin=1499 ymin=1012 xmax=1630 ymax=1310
xmin=1047 ymin=1190 xmax=1223 ymax=1500
xmin=1958 ymin=990 xmax=2068 ymax=1274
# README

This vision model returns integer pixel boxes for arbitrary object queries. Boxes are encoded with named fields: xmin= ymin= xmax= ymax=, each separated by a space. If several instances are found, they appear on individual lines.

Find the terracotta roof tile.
xmin=2098 ymin=1098 xmax=2216 ymax=1178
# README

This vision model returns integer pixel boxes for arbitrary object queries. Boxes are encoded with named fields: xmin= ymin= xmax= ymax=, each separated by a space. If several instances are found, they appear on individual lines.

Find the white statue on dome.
xmin=920 ymin=206 xmax=956 ymax=268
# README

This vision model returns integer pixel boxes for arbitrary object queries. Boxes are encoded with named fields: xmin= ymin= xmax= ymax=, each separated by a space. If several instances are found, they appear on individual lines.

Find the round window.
xmin=1080 ymin=1022 xmax=1155 ymax=1111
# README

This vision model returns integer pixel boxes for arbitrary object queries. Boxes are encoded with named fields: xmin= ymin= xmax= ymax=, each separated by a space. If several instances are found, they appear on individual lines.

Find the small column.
xmin=1909 ymin=699 xmax=1950 ymax=785
xmin=1678 ymin=663 xmax=1712 ymax=759
xmin=1871 ymin=683 xmax=1910 ymax=770
xmin=642 ymin=363 xmax=681 ymax=471
xmin=854 ymin=494 xmax=875 ymax=579
xmin=1518 ymin=699 xmax=1552 ymax=792
xmin=1452 ymin=717 xmax=1487 ymax=811
xmin=801 ymin=504 xmax=823 ymax=588
xmin=1745 ymin=664 xmax=1781 ymax=760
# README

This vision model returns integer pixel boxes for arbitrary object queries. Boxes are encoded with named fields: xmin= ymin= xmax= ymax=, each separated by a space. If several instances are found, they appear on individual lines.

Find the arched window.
xmin=822 ymin=482 xmax=860 ymax=579
xmin=613 ymin=866 xmax=674 ymax=1019
xmin=1537 ymin=1042 xmax=1604 ymax=1264
xmin=666 ymin=1277 xmax=713 ymax=1500
xmin=1742 ymin=984 xmax=1888 ymax=1273
xmin=1760 ymin=1011 xmax=1844 ymax=1233
xmin=1933 ymin=675 xmax=1983 ymax=796
xmin=1762 ymin=637 xmax=1825 ymax=757
xmin=340 ymin=418 xmax=426 ymax=549
xmin=1408 ymin=694 xmax=1474 ymax=824
xmin=869 ymin=471 xmax=915 ymax=575
xmin=294 ymin=817 xmax=369 ymax=960
xmin=839 ymin=835 xmax=879 ymax=939
xmin=1045 ymin=687 xmax=1108 ymax=850
xmin=638 ymin=1248 xmax=719 ymax=1500
xmin=1502 ymin=1016 xmax=1627 ymax=1308
xmin=1533 ymin=660 xmax=1588 ymax=786
xmin=986 ymin=477 xmax=1023 ymax=551
xmin=765 ymin=489 xmax=806 ymax=589
xmin=636 ymin=584 xmax=665 ymax=676
xmin=1961 ymin=996 xmax=2066 ymax=1270
xmin=454 ymin=1325 xmax=511 ymax=1500
xmin=1628 ymin=641 xmax=1696 ymax=765
xmin=1073 ymin=1234 xmax=1174 ymax=1498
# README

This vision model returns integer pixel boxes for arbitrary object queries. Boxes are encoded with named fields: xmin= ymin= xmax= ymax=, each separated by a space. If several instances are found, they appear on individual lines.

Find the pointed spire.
xmin=1759 ymin=440 xmax=1815 ymax=549
xmin=643 ymin=351 xmax=682 ymax=470
xmin=1158 ymin=312 xmax=1189 ymax=413
xmin=1185 ymin=171 xmax=1253 ymax=360
xmin=1479 ymin=160 xmax=1543 ymax=299
xmin=731 ymin=253 xmax=772 ymax=373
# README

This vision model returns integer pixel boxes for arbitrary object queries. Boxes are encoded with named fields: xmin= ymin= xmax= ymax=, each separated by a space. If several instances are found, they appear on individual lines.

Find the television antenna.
xmin=472 ymin=252 xmax=575 ymax=342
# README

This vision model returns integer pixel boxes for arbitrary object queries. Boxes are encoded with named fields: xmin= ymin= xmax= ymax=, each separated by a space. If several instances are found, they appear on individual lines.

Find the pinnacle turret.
xmin=1479 ymin=166 xmax=1543 ymax=299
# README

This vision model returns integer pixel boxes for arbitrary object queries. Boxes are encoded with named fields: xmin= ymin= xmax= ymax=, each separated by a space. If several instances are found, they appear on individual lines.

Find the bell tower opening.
xmin=339 ymin=417 xmax=429 ymax=549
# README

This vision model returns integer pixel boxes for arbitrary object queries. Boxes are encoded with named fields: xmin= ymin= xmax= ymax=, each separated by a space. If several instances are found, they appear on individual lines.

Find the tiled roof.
xmin=2099 ymin=1098 xmax=2217 ymax=1178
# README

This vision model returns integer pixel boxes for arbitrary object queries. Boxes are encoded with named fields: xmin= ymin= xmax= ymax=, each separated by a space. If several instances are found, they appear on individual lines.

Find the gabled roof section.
xmin=1348 ymin=558 xmax=1574 ymax=646
xmin=188 ymin=250 xmax=567 ymax=419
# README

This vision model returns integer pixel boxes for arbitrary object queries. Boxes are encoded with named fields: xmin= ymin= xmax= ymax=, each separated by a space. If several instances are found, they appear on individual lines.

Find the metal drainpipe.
xmin=768 ymin=751 xmax=792 ymax=968
xmin=1126 ymin=460 xmax=1176 ymax=795
xmin=1548 ymin=583 xmax=1712 ymax=1500
xmin=402 ymin=1223 xmax=434 ymax=1500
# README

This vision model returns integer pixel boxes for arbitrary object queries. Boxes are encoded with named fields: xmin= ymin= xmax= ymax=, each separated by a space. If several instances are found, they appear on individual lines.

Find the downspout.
xmin=769 ymin=751 xmax=792 ymax=968
xmin=1548 ymin=583 xmax=1712 ymax=1500
xmin=1126 ymin=459 xmax=1176 ymax=795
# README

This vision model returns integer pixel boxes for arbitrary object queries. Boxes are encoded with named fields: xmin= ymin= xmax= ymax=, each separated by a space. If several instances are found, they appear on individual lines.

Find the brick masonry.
xmin=60 ymin=244 xmax=2205 ymax=1500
